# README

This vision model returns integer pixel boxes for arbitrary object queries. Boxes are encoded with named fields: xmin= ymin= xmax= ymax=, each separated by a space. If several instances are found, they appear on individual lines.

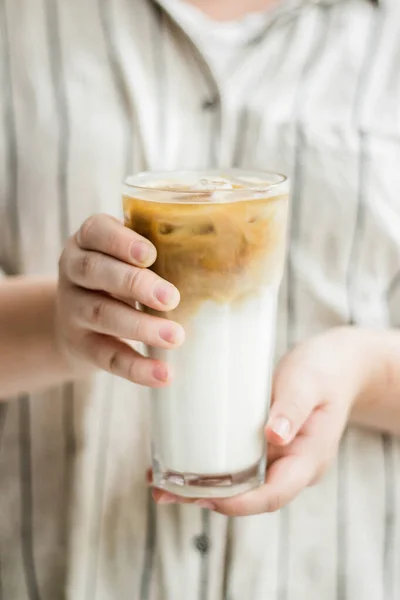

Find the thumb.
xmin=266 ymin=359 xmax=321 ymax=446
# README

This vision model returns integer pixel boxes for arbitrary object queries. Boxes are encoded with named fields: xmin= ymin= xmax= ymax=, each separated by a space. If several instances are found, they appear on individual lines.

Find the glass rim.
xmin=123 ymin=168 xmax=289 ymax=195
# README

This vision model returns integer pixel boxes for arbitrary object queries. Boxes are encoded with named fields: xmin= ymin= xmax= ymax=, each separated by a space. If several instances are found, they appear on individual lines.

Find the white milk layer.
xmin=150 ymin=286 xmax=277 ymax=475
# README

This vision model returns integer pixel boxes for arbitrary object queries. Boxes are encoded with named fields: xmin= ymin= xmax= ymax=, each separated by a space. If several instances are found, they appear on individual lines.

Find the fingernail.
xmin=157 ymin=494 xmax=178 ymax=505
xmin=131 ymin=242 xmax=155 ymax=264
xmin=270 ymin=417 xmax=291 ymax=441
xmin=196 ymin=500 xmax=216 ymax=511
xmin=154 ymin=283 xmax=179 ymax=307
xmin=159 ymin=327 xmax=175 ymax=344
xmin=159 ymin=325 xmax=184 ymax=345
xmin=153 ymin=363 xmax=169 ymax=382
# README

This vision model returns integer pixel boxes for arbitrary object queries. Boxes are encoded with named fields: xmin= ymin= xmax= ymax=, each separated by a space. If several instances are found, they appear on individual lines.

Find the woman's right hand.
xmin=56 ymin=214 xmax=184 ymax=386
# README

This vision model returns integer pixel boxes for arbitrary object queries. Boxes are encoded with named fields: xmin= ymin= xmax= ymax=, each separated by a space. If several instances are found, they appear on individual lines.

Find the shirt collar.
xmin=154 ymin=0 xmax=381 ymax=31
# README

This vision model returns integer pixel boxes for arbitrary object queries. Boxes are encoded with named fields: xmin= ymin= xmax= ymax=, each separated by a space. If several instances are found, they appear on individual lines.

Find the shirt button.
xmin=202 ymin=96 xmax=219 ymax=111
xmin=193 ymin=533 xmax=210 ymax=555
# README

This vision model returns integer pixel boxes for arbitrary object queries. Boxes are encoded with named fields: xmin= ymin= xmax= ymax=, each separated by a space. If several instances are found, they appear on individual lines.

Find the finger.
xmin=64 ymin=246 xmax=180 ymax=311
xmin=199 ymin=454 xmax=315 ymax=517
xmin=147 ymin=469 xmax=198 ymax=506
xmin=148 ymin=443 xmax=287 ymax=509
xmin=82 ymin=332 xmax=172 ymax=387
xmin=71 ymin=287 xmax=185 ymax=348
xmin=151 ymin=451 xmax=311 ymax=510
xmin=266 ymin=360 xmax=321 ymax=446
xmin=266 ymin=441 xmax=287 ymax=465
xmin=152 ymin=488 xmax=194 ymax=506
xmin=75 ymin=214 xmax=157 ymax=267
xmin=147 ymin=445 xmax=287 ymax=507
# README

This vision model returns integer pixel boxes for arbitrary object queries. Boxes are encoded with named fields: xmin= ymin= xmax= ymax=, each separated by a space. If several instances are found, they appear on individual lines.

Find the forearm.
xmin=349 ymin=328 xmax=400 ymax=435
xmin=0 ymin=277 xmax=90 ymax=397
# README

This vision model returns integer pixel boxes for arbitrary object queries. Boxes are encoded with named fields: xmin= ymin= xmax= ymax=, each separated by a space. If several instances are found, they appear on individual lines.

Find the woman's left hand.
xmin=152 ymin=327 xmax=375 ymax=516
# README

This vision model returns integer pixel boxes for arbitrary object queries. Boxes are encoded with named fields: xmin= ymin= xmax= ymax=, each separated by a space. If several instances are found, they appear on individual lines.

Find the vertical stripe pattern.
xmin=346 ymin=3 xmax=385 ymax=323
xmin=222 ymin=517 xmax=233 ymax=600
xmin=85 ymin=384 xmax=113 ymax=600
xmin=97 ymin=0 xmax=135 ymax=176
xmin=0 ymin=0 xmax=19 ymax=274
xmin=382 ymin=434 xmax=395 ymax=600
xmin=281 ymin=8 xmax=333 ymax=600
xmin=62 ymin=384 xmax=76 ymax=567
xmin=0 ymin=403 xmax=8 ymax=600
xmin=276 ymin=507 xmax=290 ymax=600
xmin=0 ymin=404 xmax=8 ymax=449
xmin=387 ymin=270 xmax=400 ymax=304
xmin=0 ymin=403 xmax=5 ymax=600
xmin=286 ymin=5 xmax=332 ymax=347
xmin=198 ymin=510 xmax=211 ymax=600
xmin=337 ymin=7 xmax=385 ymax=600
xmin=336 ymin=431 xmax=349 ymax=600
xmin=44 ymin=0 xmax=71 ymax=241
xmin=140 ymin=489 xmax=157 ymax=600
xmin=19 ymin=396 xmax=42 ymax=600
xmin=0 ymin=1 xmax=399 ymax=599
xmin=152 ymin=3 xmax=167 ymax=169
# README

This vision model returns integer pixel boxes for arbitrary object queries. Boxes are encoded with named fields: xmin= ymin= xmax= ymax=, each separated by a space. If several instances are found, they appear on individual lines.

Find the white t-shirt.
xmin=0 ymin=1 xmax=400 ymax=599
xmin=158 ymin=0 xmax=272 ymax=76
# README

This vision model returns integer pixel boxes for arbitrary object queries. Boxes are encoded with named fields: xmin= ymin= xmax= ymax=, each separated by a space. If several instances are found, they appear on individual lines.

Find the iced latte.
xmin=123 ymin=170 xmax=289 ymax=498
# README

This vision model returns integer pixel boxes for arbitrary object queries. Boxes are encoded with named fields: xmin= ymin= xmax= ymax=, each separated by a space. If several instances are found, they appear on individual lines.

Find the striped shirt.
xmin=1 ymin=0 xmax=400 ymax=598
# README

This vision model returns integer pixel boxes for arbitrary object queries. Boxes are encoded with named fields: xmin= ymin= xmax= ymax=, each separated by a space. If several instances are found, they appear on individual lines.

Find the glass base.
xmin=152 ymin=456 xmax=266 ymax=499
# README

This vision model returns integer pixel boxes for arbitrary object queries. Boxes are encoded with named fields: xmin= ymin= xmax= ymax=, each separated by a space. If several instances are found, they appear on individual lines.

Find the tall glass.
xmin=123 ymin=169 xmax=289 ymax=498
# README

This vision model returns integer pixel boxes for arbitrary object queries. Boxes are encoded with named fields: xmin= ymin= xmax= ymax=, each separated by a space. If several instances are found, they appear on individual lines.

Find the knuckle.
xmin=78 ymin=215 xmax=99 ymax=246
xmin=127 ymin=358 xmax=142 ymax=383
xmin=287 ymin=397 xmax=308 ymax=422
xmin=58 ymin=236 xmax=76 ymax=279
xmin=58 ymin=237 xmax=74 ymax=276
xmin=109 ymin=349 xmax=123 ymax=374
xmin=107 ymin=230 xmax=125 ymax=257
xmin=122 ymin=267 xmax=143 ymax=297
xmin=131 ymin=313 xmax=147 ymax=342
xmin=77 ymin=252 xmax=97 ymax=280
xmin=124 ymin=267 xmax=149 ymax=297
xmin=89 ymin=298 xmax=107 ymax=326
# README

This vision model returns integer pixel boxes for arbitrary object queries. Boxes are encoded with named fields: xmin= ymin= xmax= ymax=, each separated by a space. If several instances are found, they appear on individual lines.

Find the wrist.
xmin=322 ymin=327 xmax=381 ymax=408
xmin=331 ymin=326 xmax=399 ymax=411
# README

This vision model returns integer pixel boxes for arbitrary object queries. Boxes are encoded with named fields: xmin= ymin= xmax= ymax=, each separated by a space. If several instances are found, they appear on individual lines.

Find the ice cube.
xmin=191 ymin=177 xmax=234 ymax=191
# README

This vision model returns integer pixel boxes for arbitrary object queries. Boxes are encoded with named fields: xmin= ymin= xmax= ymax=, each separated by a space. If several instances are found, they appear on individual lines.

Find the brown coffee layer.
xmin=123 ymin=193 xmax=288 ymax=320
